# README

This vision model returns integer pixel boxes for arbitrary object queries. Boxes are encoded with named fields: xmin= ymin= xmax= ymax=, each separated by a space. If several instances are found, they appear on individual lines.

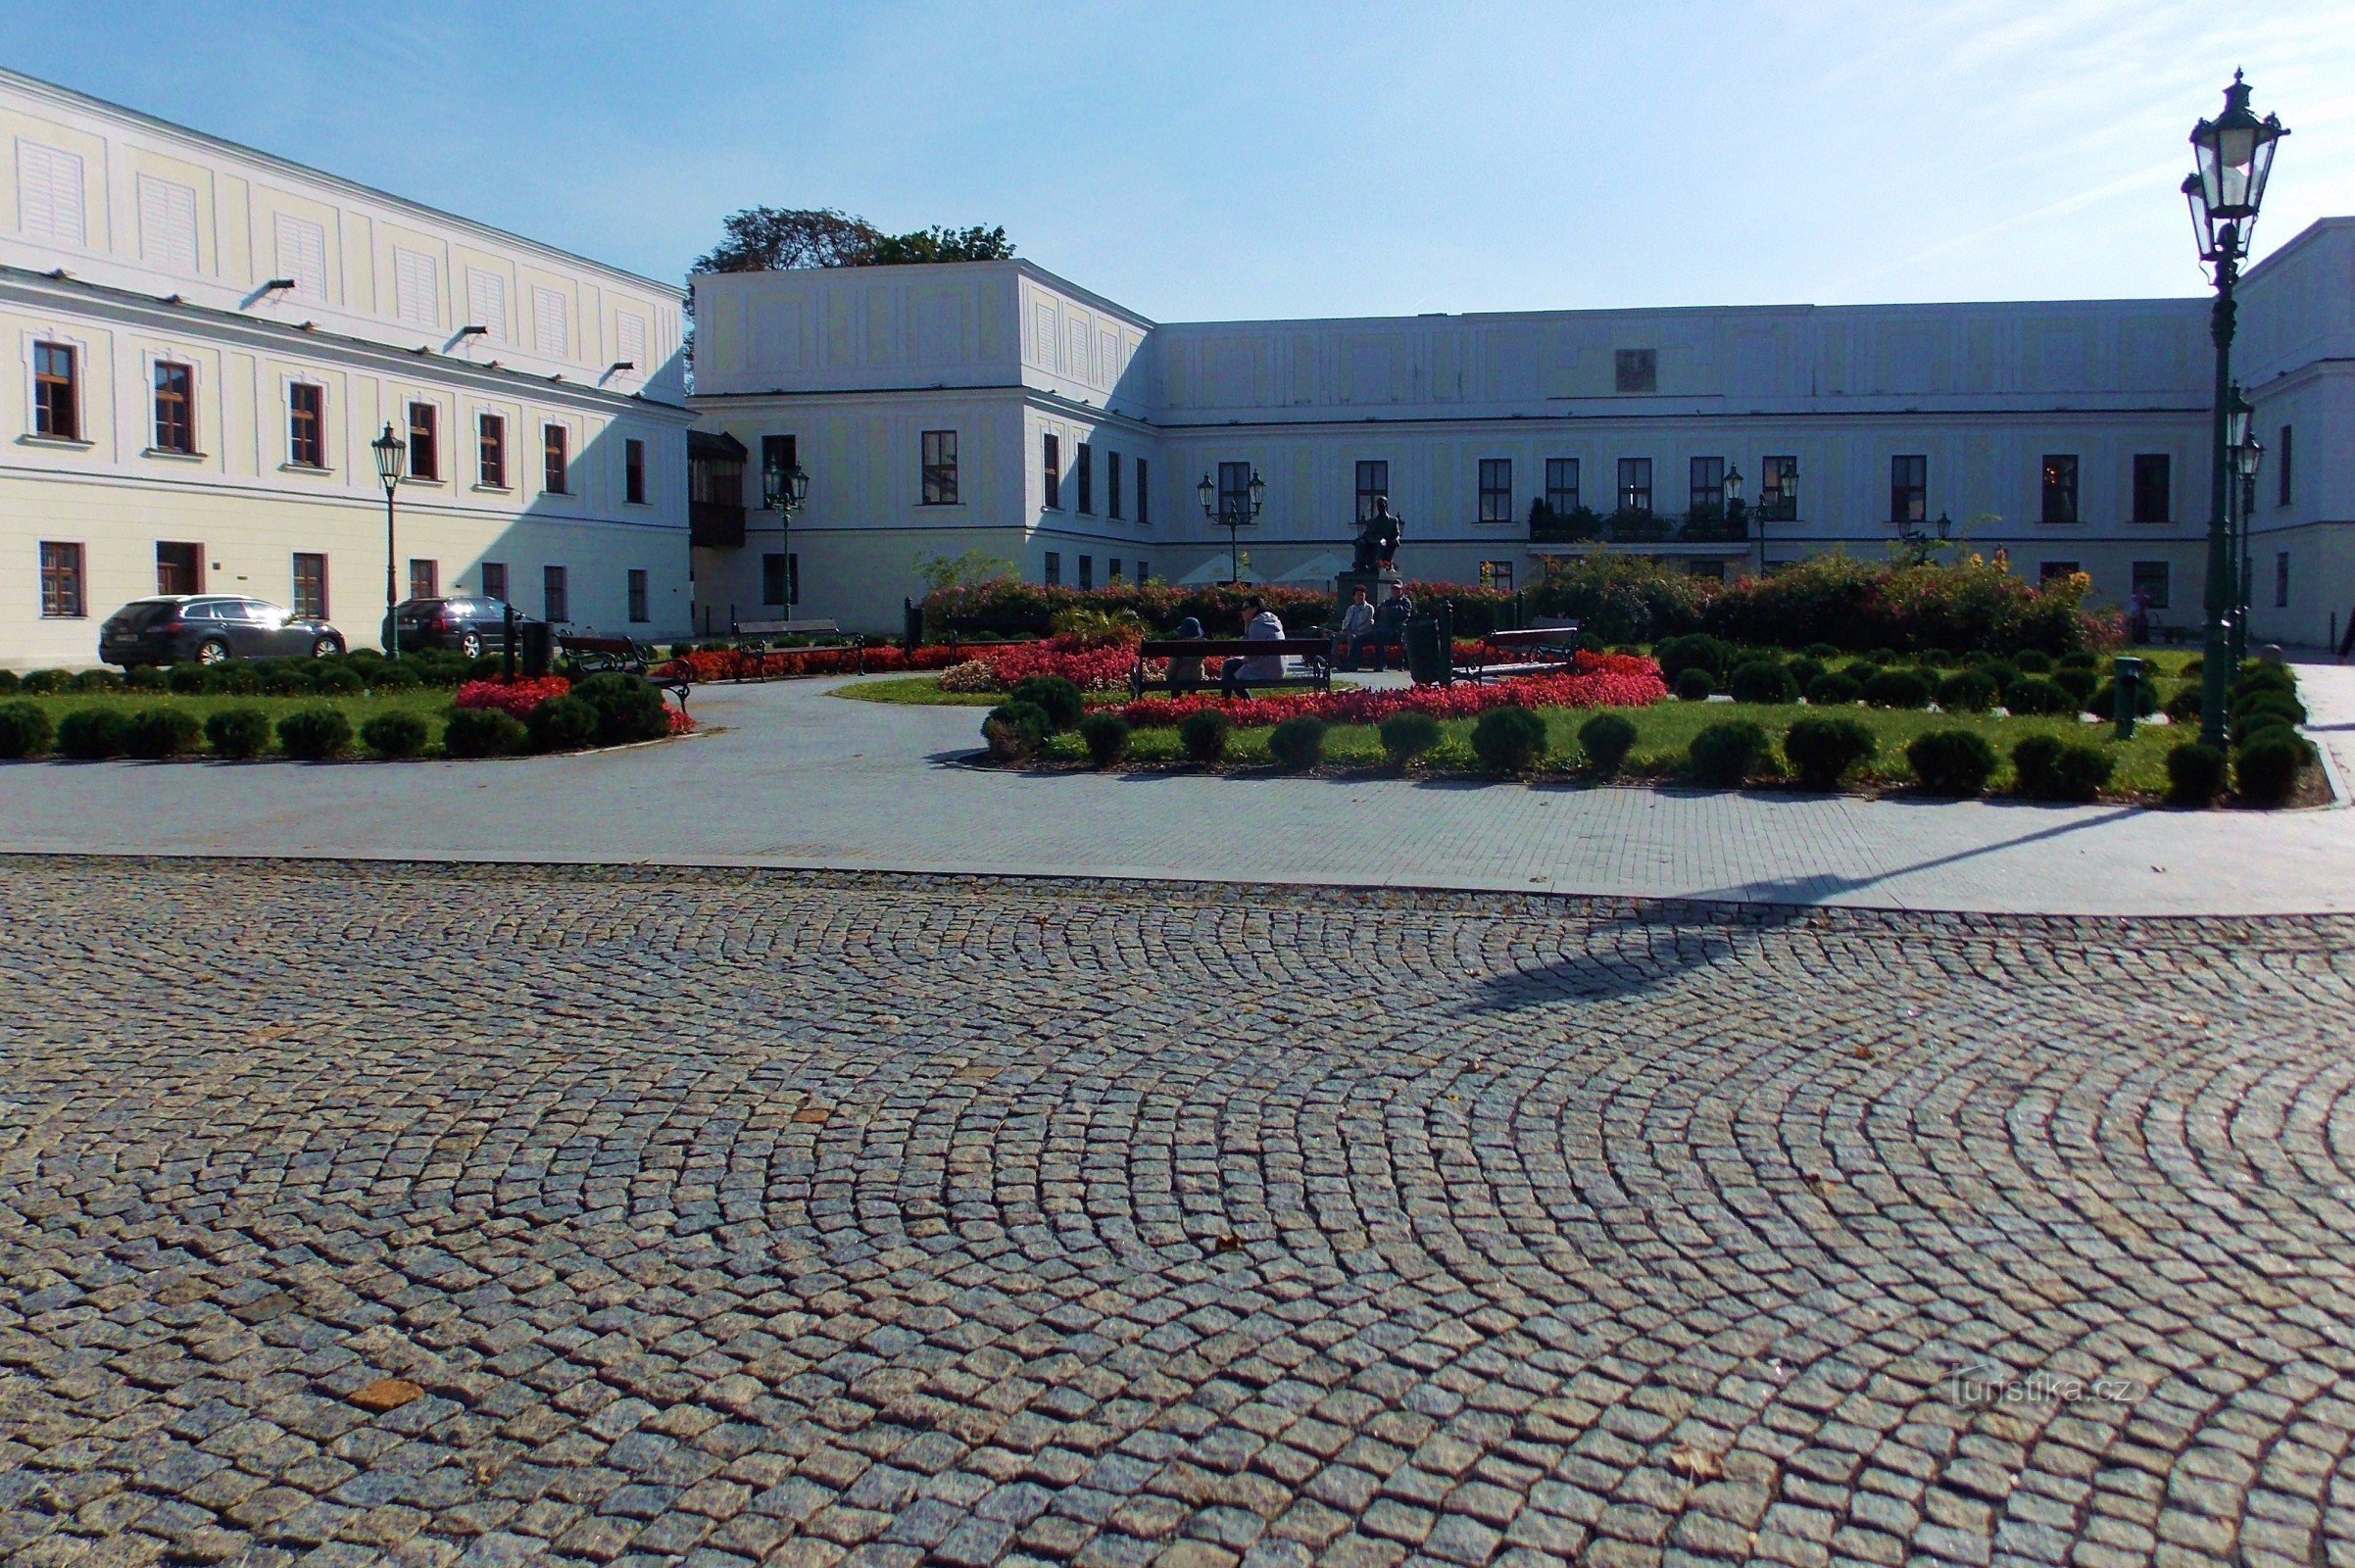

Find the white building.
xmin=1 ymin=68 xmax=694 ymax=668
xmin=690 ymin=229 xmax=2355 ymax=648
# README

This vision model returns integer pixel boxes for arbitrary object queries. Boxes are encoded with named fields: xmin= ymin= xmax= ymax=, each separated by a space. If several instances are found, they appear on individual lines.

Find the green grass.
xmin=4 ymin=688 xmax=461 ymax=759
xmin=832 ymin=674 xmax=1003 ymax=707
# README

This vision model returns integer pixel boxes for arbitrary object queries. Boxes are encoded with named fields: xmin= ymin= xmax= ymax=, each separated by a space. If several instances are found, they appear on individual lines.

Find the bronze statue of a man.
xmin=1352 ymin=496 xmax=1402 ymax=572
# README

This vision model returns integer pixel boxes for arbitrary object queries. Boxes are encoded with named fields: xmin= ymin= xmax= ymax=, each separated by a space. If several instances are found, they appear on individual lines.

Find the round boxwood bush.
xmin=1178 ymin=709 xmax=1232 ymax=765
xmin=1267 ymin=715 xmax=1328 ymax=772
xmin=166 ymin=663 xmax=208 ymax=695
xmin=442 ymin=707 xmax=526 ymax=759
xmin=1978 ymin=660 xmax=2019 ymax=696
xmin=1577 ymin=712 xmax=1638 ymax=776
xmin=124 ymin=665 xmax=169 ymax=692
xmin=523 ymin=696 xmax=600 ymax=753
xmin=1728 ymin=660 xmax=1798 ymax=705
xmin=1864 ymin=647 xmax=1900 ymax=665
xmin=1906 ymin=729 xmax=1997 ymax=797
xmin=570 ymin=672 xmax=672 ymax=746
xmin=2012 ymin=650 xmax=2054 ymax=674
xmin=2011 ymin=734 xmax=2113 ymax=803
xmin=70 ymin=668 xmax=124 ymax=693
xmin=2236 ymin=717 xmax=2312 ymax=761
xmin=1915 ymin=649 xmax=1959 ymax=668
xmin=56 ymin=708 xmax=129 ymax=760
xmin=0 ymin=701 xmax=55 ymax=758
xmin=2090 ymin=676 xmax=2159 ymax=718
xmin=1805 ymin=670 xmax=1863 ymax=707
xmin=2049 ymin=667 xmax=2099 ymax=709
xmin=202 ymin=663 xmax=264 ymax=696
xmin=1652 ymin=633 xmax=1729 ymax=684
xmin=2232 ymin=662 xmax=2295 ymax=697
xmin=312 ymin=663 xmax=366 ymax=696
xmin=2057 ymin=651 xmax=2097 ymax=671
xmin=2234 ymin=735 xmax=2306 ymax=807
xmin=1934 ymin=670 xmax=1998 ymax=712
xmin=124 ymin=707 xmax=203 ymax=760
xmin=1863 ymin=667 xmax=1932 ymax=710
xmin=2230 ymin=690 xmax=2305 ymax=732
xmin=2165 ymin=742 xmax=2228 ymax=808
xmin=1689 ymin=720 xmax=1769 ymax=786
xmin=2162 ymin=683 xmax=2204 ymax=724
xmin=366 ymin=662 xmax=422 ymax=692
xmin=1803 ymin=642 xmax=1840 ymax=660
xmin=21 ymin=669 xmax=73 ymax=695
xmin=1471 ymin=706 xmax=1548 ymax=773
xmin=1782 ymin=716 xmax=1876 ymax=792
xmin=259 ymin=661 xmax=313 ymax=697
xmin=2002 ymin=676 xmax=2069 ymax=715
xmin=1673 ymin=666 xmax=1714 ymax=702
xmin=1078 ymin=711 xmax=1131 ymax=768
xmin=276 ymin=706 xmax=353 ymax=760
xmin=0 ymin=669 xmax=17 ymax=695
xmin=1785 ymin=657 xmax=1827 ymax=693
xmin=360 ymin=711 xmax=430 ymax=760
xmin=204 ymin=707 xmax=273 ymax=760
xmin=1008 ymin=674 xmax=1084 ymax=731
xmin=1380 ymin=711 xmax=1444 ymax=768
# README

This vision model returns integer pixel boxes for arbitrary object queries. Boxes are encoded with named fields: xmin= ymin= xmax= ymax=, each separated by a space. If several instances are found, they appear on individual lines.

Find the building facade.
xmin=2 ymin=68 xmax=694 ymax=668
xmin=691 ymin=232 xmax=2355 ymax=648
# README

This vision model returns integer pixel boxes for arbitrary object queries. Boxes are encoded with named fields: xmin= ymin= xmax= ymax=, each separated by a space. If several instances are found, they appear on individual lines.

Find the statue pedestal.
xmin=1334 ymin=566 xmax=1402 ymax=615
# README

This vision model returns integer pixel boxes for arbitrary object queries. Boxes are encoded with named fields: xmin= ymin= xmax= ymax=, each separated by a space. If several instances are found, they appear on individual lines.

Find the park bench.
xmin=2141 ymin=619 xmax=2195 ymax=646
xmin=1460 ymin=619 xmax=1586 ymax=683
xmin=1130 ymin=637 xmax=1334 ymax=699
xmin=729 ymin=617 xmax=866 ymax=675
xmin=561 ymin=634 xmax=692 ymax=716
xmin=943 ymin=610 xmax=1055 ymax=650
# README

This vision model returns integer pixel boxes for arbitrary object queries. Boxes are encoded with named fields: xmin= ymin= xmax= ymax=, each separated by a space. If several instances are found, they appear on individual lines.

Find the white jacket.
xmin=1239 ymin=611 xmax=1286 ymax=681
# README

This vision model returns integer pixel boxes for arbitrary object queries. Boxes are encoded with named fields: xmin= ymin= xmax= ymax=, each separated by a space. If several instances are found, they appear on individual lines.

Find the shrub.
xmin=2012 ymin=650 xmax=2054 ymax=673
xmin=204 ymin=707 xmax=273 ymax=760
xmin=441 ymin=707 xmax=525 ymax=759
xmin=1078 ymin=711 xmax=1131 ymax=768
xmin=569 ymin=671 xmax=672 ymax=746
xmin=1471 ymin=706 xmax=1548 ymax=773
xmin=69 ymin=668 xmax=123 ymax=693
xmin=259 ymin=661 xmax=314 ymax=696
xmin=1935 ymin=670 xmax=1998 ymax=712
xmin=203 ymin=662 xmax=264 ymax=696
xmin=2230 ymin=690 xmax=2305 ymax=733
xmin=1916 ymin=648 xmax=1959 ymax=668
xmin=1178 ymin=708 xmax=1232 ymax=765
xmin=1805 ymin=670 xmax=1863 ymax=707
xmin=167 ymin=663 xmax=208 ymax=695
xmin=1008 ymin=674 xmax=1085 ymax=731
xmin=124 ymin=665 xmax=169 ymax=692
xmin=276 ymin=706 xmax=353 ymax=760
xmin=1906 ymin=730 xmax=1997 ymax=797
xmin=361 ymin=712 xmax=430 ymax=760
xmin=2002 ymin=676 xmax=2069 ymax=715
xmin=1728 ymin=660 xmax=1798 ymax=705
xmin=1267 ymin=715 xmax=1328 ymax=772
xmin=523 ymin=696 xmax=601 ymax=753
xmin=1652 ymin=633 xmax=1730 ymax=684
xmin=1863 ymin=668 xmax=1932 ymax=710
xmin=2057 ymin=651 xmax=2097 ymax=671
xmin=123 ymin=707 xmax=202 ymax=760
xmin=2179 ymin=656 xmax=2205 ymax=679
xmin=1978 ymin=660 xmax=2020 ymax=698
xmin=0 ymin=701 xmax=55 ymax=758
xmin=1578 ymin=712 xmax=1638 ymax=776
xmin=2048 ymin=666 xmax=2098 ymax=708
xmin=1785 ymin=658 xmax=1826 ymax=693
xmin=982 ymin=701 xmax=1052 ymax=762
xmin=2232 ymin=662 xmax=2295 ymax=696
xmin=0 ymin=669 xmax=16 ymax=694
xmin=1782 ymin=716 xmax=1876 ymax=791
xmin=1689 ymin=720 xmax=1769 ymax=786
xmin=2236 ymin=717 xmax=2311 ymax=761
xmin=2012 ymin=734 xmax=2113 ymax=802
xmin=1865 ymin=647 xmax=1900 ymax=664
xmin=21 ymin=669 xmax=73 ymax=694
xmin=2165 ymin=743 xmax=2228 ymax=808
xmin=2162 ymin=683 xmax=2204 ymax=724
xmin=2090 ymin=677 xmax=2159 ymax=718
xmin=367 ymin=662 xmax=422 ymax=691
xmin=1673 ymin=667 xmax=1714 ymax=702
xmin=56 ymin=709 xmax=129 ymax=760
xmin=2234 ymin=735 xmax=2305 ymax=807
xmin=1803 ymin=642 xmax=1840 ymax=659
xmin=313 ymin=663 xmax=366 ymax=696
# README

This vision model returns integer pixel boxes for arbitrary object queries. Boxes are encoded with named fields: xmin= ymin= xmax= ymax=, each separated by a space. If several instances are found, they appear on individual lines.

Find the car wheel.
xmin=195 ymin=639 xmax=231 ymax=666
xmin=458 ymin=632 xmax=483 ymax=660
xmin=312 ymin=635 xmax=344 ymax=659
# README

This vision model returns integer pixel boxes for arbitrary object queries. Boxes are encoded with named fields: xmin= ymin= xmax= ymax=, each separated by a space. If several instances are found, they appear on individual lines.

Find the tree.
xmin=869 ymin=224 xmax=1015 ymax=265
xmin=914 ymin=548 xmax=1016 ymax=592
xmin=691 ymin=210 xmax=1014 ymax=274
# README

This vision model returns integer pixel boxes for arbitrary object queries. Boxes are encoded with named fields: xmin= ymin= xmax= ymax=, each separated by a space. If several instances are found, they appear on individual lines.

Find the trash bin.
xmin=903 ymin=597 xmax=925 ymax=655
xmin=1402 ymin=615 xmax=1448 ymax=686
xmin=518 ymin=620 xmax=555 ymax=678
xmin=2112 ymin=654 xmax=2144 ymax=740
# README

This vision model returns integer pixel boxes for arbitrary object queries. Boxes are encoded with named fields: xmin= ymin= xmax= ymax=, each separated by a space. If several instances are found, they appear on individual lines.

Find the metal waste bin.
xmin=1402 ymin=613 xmax=1449 ymax=687
xmin=518 ymin=619 xmax=555 ymax=678
xmin=2112 ymin=654 xmax=2144 ymax=739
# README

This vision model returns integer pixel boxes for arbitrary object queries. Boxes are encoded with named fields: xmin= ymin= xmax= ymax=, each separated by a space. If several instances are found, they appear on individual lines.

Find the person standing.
xmin=1220 ymin=596 xmax=1286 ymax=697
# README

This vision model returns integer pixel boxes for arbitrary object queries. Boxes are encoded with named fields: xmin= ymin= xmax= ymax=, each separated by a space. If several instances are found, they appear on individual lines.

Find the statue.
xmin=1351 ymin=496 xmax=1402 ymax=572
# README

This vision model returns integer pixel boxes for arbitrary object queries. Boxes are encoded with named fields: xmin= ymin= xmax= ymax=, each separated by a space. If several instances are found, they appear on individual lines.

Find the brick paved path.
xmin=5 ymin=858 xmax=2355 ymax=1568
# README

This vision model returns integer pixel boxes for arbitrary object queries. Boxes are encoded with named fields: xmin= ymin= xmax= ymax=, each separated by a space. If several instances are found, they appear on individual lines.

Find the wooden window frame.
xmin=1355 ymin=460 xmax=1390 ymax=523
xmin=291 ymin=552 xmax=329 ymax=619
xmin=1478 ymin=459 xmax=1513 ymax=522
xmin=920 ymin=429 xmax=958 ymax=506
xmin=1889 ymin=455 xmax=1928 ymax=525
xmin=478 ymin=414 xmax=508 ymax=488
xmin=152 ymin=361 xmax=195 ymax=454
xmin=2131 ymin=454 xmax=2171 ymax=523
xmin=33 ymin=341 xmax=78 ymax=441
xmin=287 ymin=382 xmax=326 ymax=468
xmin=1545 ymin=458 xmax=1579 ymax=514
xmin=542 ymin=422 xmax=568 ymax=495
xmin=1617 ymin=457 xmax=1653 ymax=514
xmin=39 ymin=540 xmax=85 ymax=618
xmin=407 ymin=401 xmax=440 ymax=481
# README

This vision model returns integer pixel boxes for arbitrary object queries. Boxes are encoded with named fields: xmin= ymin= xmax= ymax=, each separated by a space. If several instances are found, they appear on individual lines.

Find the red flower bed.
xmin=1120 ymin=651 xmax=1665 ymax=728
xmin=454 ymin=675 xmax=570 ymax=716
xmin=667 ymin=708 xmax=697 ymax=734
xmin=654 ymin=643 xmax=967 ymax=684
xmin=981 ymin=634 xmax=1140 ymax=690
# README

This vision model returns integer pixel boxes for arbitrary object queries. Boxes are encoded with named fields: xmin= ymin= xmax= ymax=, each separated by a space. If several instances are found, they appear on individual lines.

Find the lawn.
xmin=4 ymin=688 xmax=461 ymax=758
xmin=833 ymin=674 xmax=1002 ymax=707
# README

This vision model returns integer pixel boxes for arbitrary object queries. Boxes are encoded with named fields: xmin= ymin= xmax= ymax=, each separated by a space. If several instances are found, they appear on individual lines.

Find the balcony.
xmin=690 ymin=499 xmax=747 ymax=549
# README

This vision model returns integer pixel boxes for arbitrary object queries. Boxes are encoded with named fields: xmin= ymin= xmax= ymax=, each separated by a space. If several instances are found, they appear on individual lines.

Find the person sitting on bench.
xmin=1349 ymin=584 xmax=1414 ymax=672
xmin=1220 ymin=597 xmax=1286 ymax=697
xmin=1333 ymin=585 xmax=1377 ymax=669
xmin=1165 ymin=617 xmax=1207 ymax=690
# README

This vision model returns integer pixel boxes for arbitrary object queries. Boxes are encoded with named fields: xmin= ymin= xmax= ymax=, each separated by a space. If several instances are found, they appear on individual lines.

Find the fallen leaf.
xmin=1852 ymin=1046 xmax=1875 ymax=1061
xmin=1667 ymin=1442 xmax=1723 ymax=1480
xmin=348 ymin=1378 xmax=422 ymax=1413
xmin=794 ymin=1105 xmax=831 ymax=1124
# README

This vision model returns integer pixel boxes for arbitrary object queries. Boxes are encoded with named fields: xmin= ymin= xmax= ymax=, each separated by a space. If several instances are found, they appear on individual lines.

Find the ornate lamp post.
xmin=370 ymin=423 xmax=407 ymax=658
xmin=1197 ymin=467 xmax=1265 ymax=584
xmin=761 ymin=451 xmax=811 ymax=609
xmin=2183 ymin=71 xmax=2286 ymax=747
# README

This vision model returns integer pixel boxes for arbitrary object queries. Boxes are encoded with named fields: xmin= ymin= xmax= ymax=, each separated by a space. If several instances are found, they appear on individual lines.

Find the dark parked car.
xmin=384 ymin=597 xmax=541 ymax=659
xmin=100 ymin=596 xmax=345 ymax=667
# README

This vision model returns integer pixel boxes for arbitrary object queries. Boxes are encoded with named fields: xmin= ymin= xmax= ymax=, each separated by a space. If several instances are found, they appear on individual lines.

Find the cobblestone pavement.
xmin=6 ymin=858 xmax=2355 ymax=1568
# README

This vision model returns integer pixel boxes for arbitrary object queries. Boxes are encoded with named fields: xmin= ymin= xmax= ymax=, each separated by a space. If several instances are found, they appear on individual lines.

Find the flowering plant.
xmin=453 ymin=675 xmax=570 ymax=716
xmin=1121 ymin=651 xmax=1665 ymax=728
xmin=982 ymin=634 xmax=1141 ymax=691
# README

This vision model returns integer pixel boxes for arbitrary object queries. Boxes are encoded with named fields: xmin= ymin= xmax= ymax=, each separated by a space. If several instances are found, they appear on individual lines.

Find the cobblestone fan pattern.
xmin=4 ymin=858 xmax=2355 ymax=1568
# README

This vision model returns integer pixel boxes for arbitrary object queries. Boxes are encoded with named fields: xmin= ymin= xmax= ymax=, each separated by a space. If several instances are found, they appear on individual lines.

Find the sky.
xmin=7 ymin=1 xmax=2354 ymax=322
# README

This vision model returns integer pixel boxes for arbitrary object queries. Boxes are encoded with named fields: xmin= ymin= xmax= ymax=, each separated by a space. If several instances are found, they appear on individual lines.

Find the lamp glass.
xmin=370 ymin=423 xmax=406 ymax=487
xmin=790 ymin=465 xmax=810 ymax=505
xmin=1248 ymin=471 xmax=1265 ymax=512
xmin=1197 ymin=473 xmax=1214 ymax=514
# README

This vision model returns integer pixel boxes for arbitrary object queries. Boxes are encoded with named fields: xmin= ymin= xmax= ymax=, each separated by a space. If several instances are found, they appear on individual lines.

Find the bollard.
xmin=2113 ymin=654 xmax=2143 ymax=740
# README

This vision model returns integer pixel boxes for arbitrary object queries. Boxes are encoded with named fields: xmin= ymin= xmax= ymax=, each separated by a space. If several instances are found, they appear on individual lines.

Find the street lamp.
xmin=2183 ymin=71 xmax=2286 ymax=747
xmin=1198 ymin=467 xmax=1264 ymax=584
xmin=370 ymin=422 xmax=407 ymax=659
xmin=1723 ymin=465 xmax=1744 ymax=532
xmin=761 ymin=450 xmax=810 ymax=610
xmin=2230 ymin=404 xmax=2263 ymax=665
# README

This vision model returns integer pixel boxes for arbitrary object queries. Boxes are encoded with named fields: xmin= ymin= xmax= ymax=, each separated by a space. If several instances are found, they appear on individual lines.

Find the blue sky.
xmin=8 ymin=1 xmax=2353 ymax=321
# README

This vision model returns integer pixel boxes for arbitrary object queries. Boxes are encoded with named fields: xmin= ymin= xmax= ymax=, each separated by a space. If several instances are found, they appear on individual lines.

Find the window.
xmin=533 ymin=286 xmax=569 ymax=357
xmin=152 ymin=362 xmax=195 ymax=454
xmin=543 ymin=564 xmax=568 ymax=623
xmin=1109 ymin=559 xmax=1124 ymax=584
xmin=273 ymin=213 xmax=326 ymax=303
xmin=627 ymin=568 xmax=650 ymax=623
xmin=19 ymin=141 xmax=88 ymax=248
xmin=292 ymin=553 xmax=328 ymax=618
xmin=921 ymin=429 xmax=958 ymax=505
xmin=2276 ymin=551 xmax=2290 ymax=609
xmin=1044 ymin=552 xmax=1061 ymax=586
xmin=2132 ymin=454 xmax=2171 ymax=522
xmin=1545 ymin=458 xmax=1579 ymax=514
xmin=155 ymin=542 xmax=203 ymax=595
xmin=1614 ymin=349 xmax=1657 ymax=394
xmin=1079 ymin=555 xmax=1094 ymax=590
xmin=761 ymin=553 xmax=789 ymax=606
xmin=2038 ymin=561 xmax=2080 ymax=583
xmin=393 ymin=247 xmax=438 ymax=329
xmin=1356 ymin=460 xmax=1391 ymax=523
xmin=1479 ymin=561 xmax=1514 ymax=594
xmin=2278 ymin=424 xmax=2292 ymax=508
xmin=617 ymin=313 xmax=647 ymax=371
xmin=33 ymin=341 xmax=77 ymax=440
xmin=38 ymin=542 xmax=84 ymax=618
xmin=1690 ymin=456 xmax=1725 ymax=514
xmin=466 ymin=268 xmax=508 ymax=340
xmin=409 ymin=559 xmax=438 ymax=601
xmin=137 ymin=174 xmax=198 ymax=272
xmin=1478 ymin=459 xmax=1513 ymax=522
xmin=1135 ymin=557 xmax=1149 ymax=584
xmin=1758 ymin=456 xmax=1797 ymax=521
xmin=1890 ymin=455 xmax=1928 ymax=524
xmin=2130 ymin=561 xmax=2170 ymax=611
xmin=1043 ymin=432 xmax=1060 ymax=509
xmin=2039 ymin=454 xmax=2079 ymax=524
xmin=1688 ymin=560 xmax=1726 ymax=582
xmin=543 ymin=424 xmax=568 ymax=494
xmin=478 ymin=414 xmax=507 ymax=487
xmin=1108 ymin=452 xmax=1123 ymax=519
xmin=624 ymin=439 xmax=646 ymax=504
xmin=288 ymin=383 xmax=324 ymax=467
xmin=1076 ymin=442 xmax=1094 ymax=514
xmin=1217 ymin=461 xmax=1252 ymax=515
xmin=1137 ymin=459 xmax=1149 ymax=525
xmin=408 ymin=402 xmax=439 ymax=480
xmin=480 ymin=562 xmax=508 ymax=603
xmin=1617 ymin=457 xmax=1653 ymax=514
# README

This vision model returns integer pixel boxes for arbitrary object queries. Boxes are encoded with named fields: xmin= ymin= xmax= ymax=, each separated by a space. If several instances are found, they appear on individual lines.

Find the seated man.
xmin=1219 ymin=596 xmax=1286 ymax=698
xmin=1349 ymin=584 xmax=1414 ymax=672
xmin=1333 ymin=585 xmax=1376 ymax=669
xmin=1165 ymin=616 xmax=1207 ymax=690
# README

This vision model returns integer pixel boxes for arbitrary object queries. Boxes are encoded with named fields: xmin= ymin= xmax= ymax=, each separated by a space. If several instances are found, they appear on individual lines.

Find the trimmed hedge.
xmin=984 ymin=701 xmax=1051 ymax=762
xmin=1267 ymin=715 xmax=1328 ymax=772
xmin=1577 ymin=712 xmax=1638 ymax=776
xmin=1689 ymin=720 xmax=1769 ymax=786
xmin=276 ymin=706 xmax=353 ymax=760
xmin=1381 ymin=711 xmax=1443 ymax=767
xmin=1078 ymin=712 xmax=1131 ymax=768
xmin=2235 ymin=736 xmax=2305 ymax=806
xmin=123 ymin=708 xmax=203 ymax=760
xmin=2165 ymin=743 xmax=2228 ymax=808
xmin=2002 ymin=676 xmax=2069 ymax=715
xmin=1805 ymin=670 xmax=1864 ymax=707
xmin=2012 ymin=734 xmax=2113 ymax=802
xmin=1471 ymin=707 xmax=1548 ymax=773
xmin=1907 ymin=730 xmax=1997 ymax=797
xmin=1935 ymin=670 xmax=1998 ymax=712
xmin=1782 ymin=716 xmax=1875 ymax=791
xmin=1863 ymin=668 xmax=1933 ymax=710
xmin=442 ymin=708 xmax=525 ymax=759
xmin=0 ymin=701 xmax=56 ymax=758
xmin=1178 ymin=709 xmax=1232 ymax=765
xmin=570 ymin=672 xmax=672 ymax=747
xmin=1728 ymin=660 xmax=1798 ymax=705
xmin=56 ymin=709 xmax=128 ymax=760
xmin=360 ymin=712 xmax=431 ymax=760
xmin=1673 ymin=667 xmax=1714 ymax=702
xmin=1008 ymin=674 xmax=1085 ymax=731
xmin=524 ymin=696 xmax=601 ymax=753
xmin=204 ymin=708 xmax=273 ymax=760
